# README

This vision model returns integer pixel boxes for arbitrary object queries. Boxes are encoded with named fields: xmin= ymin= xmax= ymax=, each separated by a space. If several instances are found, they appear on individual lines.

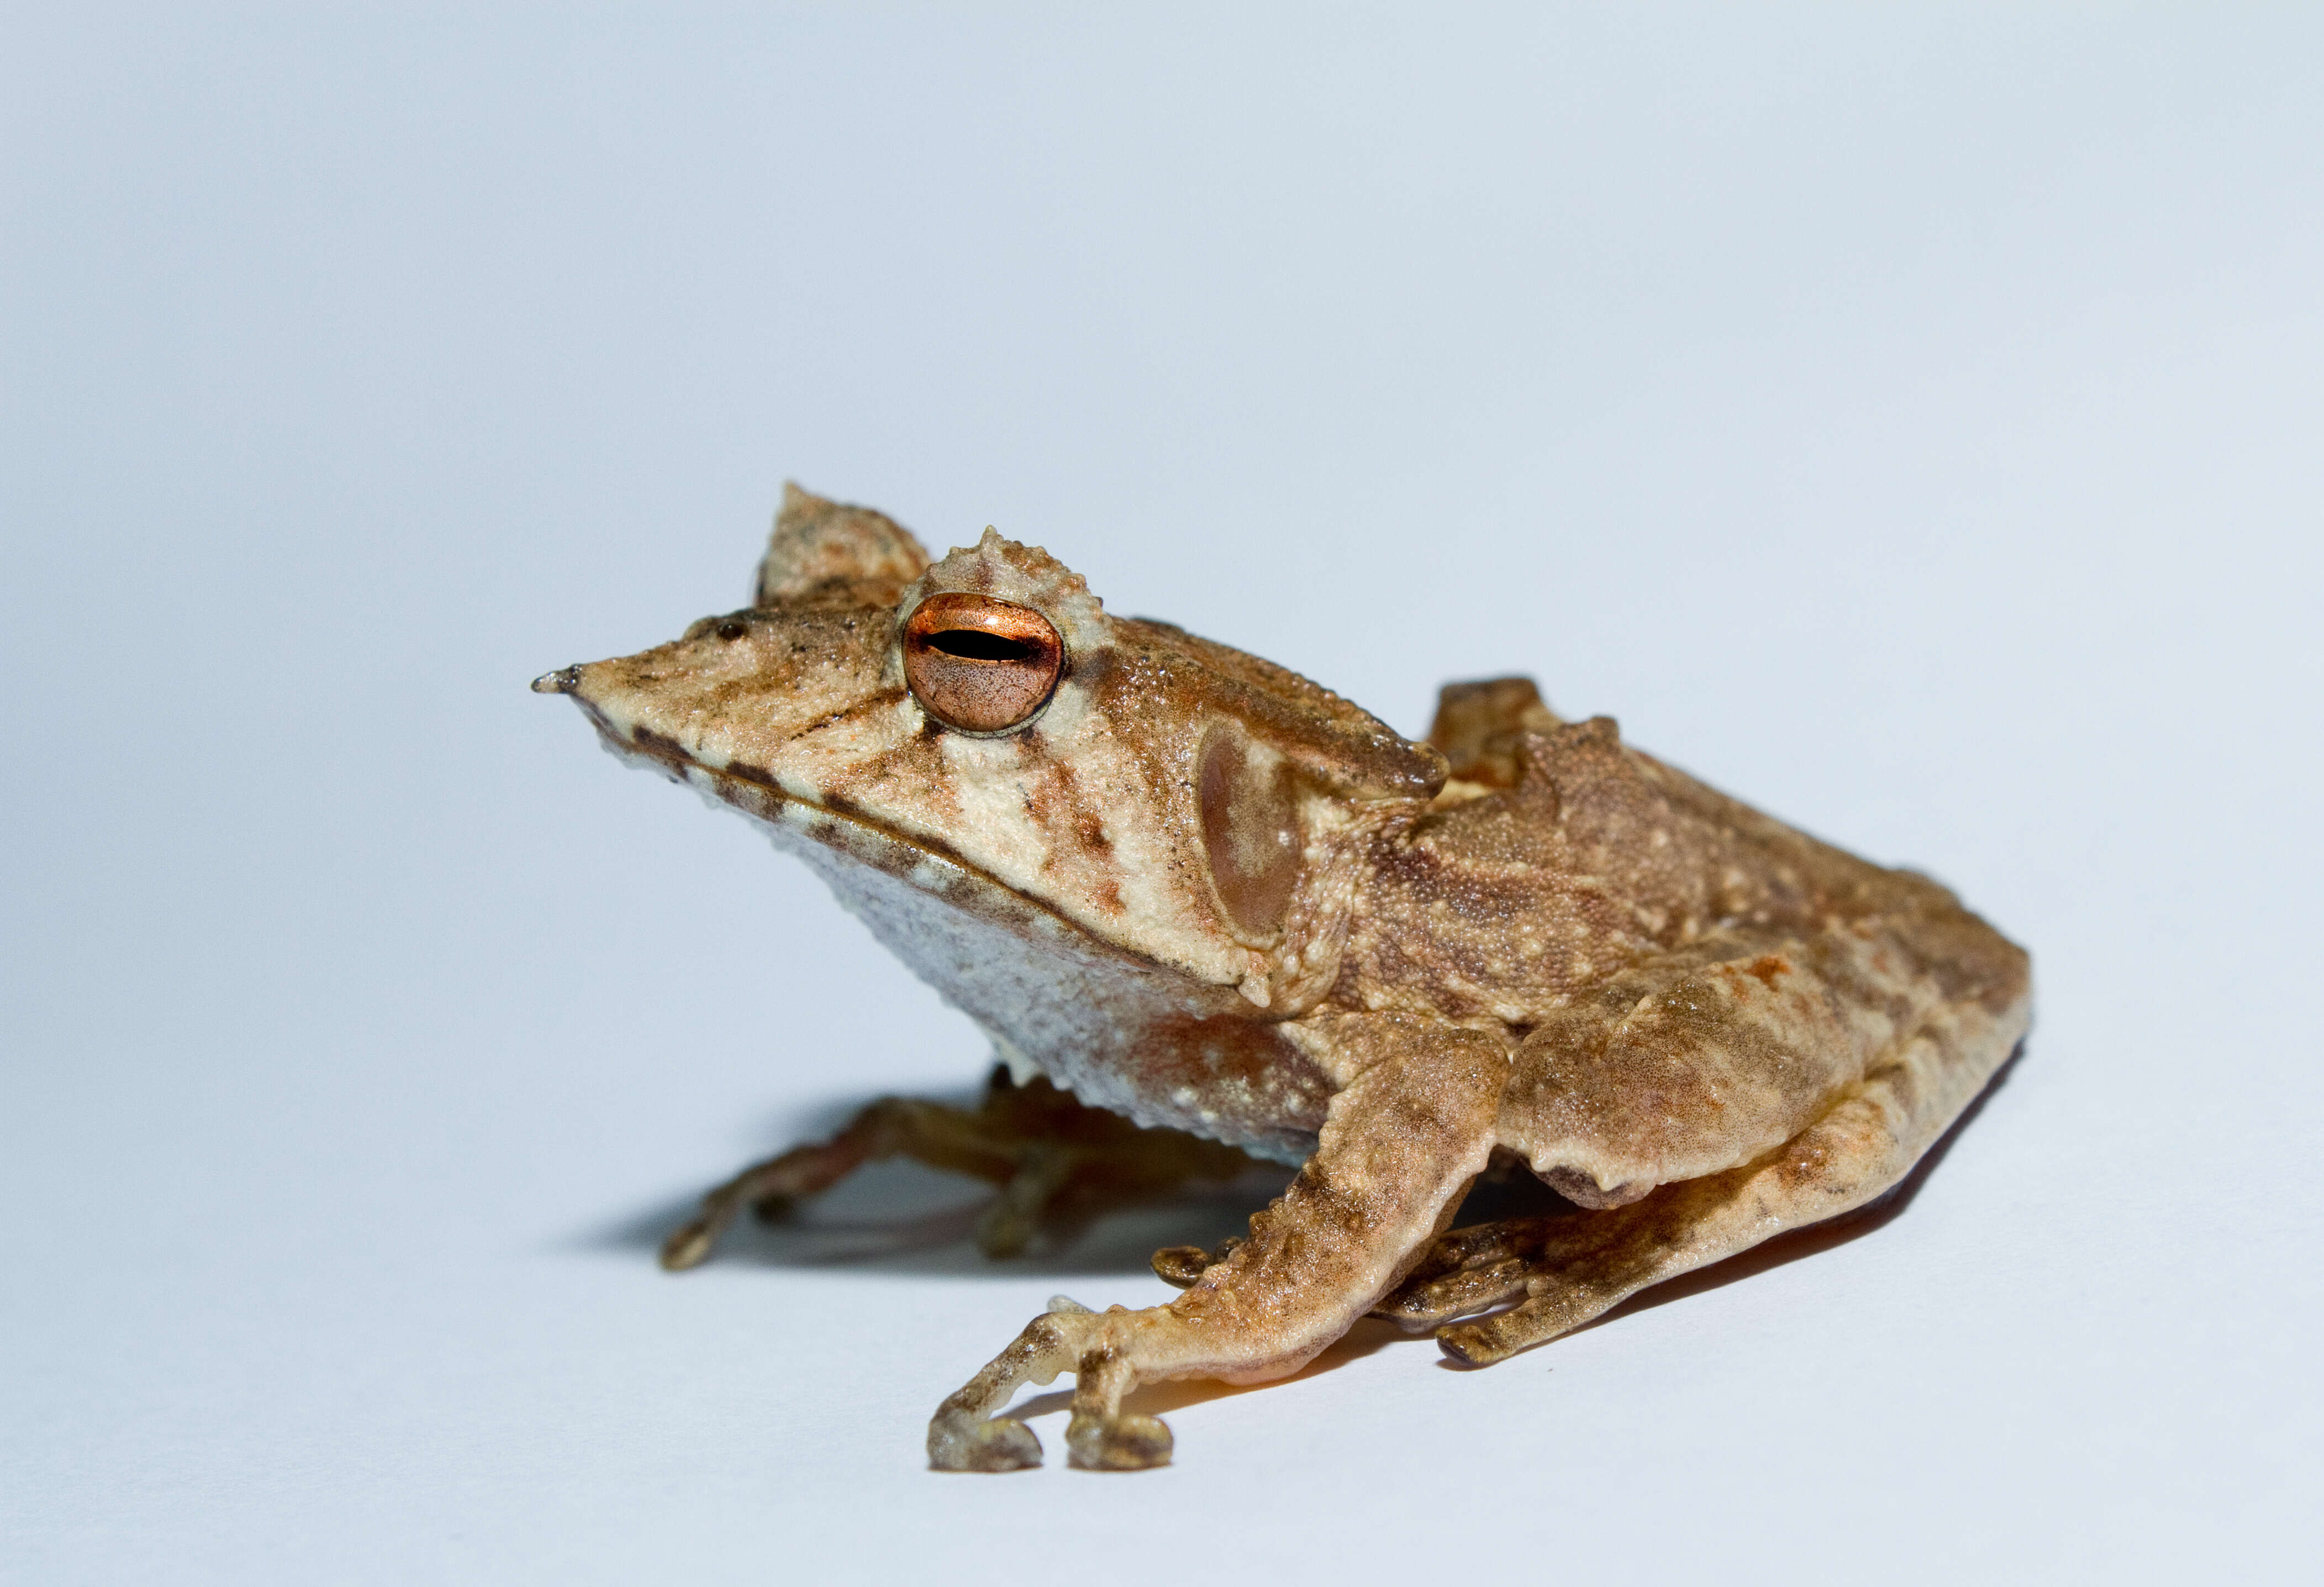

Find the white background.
xmin=5 ymin=6 xmax=2319 ymax=1582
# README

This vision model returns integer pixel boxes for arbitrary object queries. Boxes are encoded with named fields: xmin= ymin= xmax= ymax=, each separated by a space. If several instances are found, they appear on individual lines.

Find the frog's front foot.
xmin=931 ymin=1020 xmax=1505 ymax=1469
xmin=927 ymin=1307 xmax=1092 ymax=1473
xmin=1064 ymin=1409 xmax=1172 ymax=1471
xmin=926 ymin=1301 xmax=1181 ymax=1472
xmin=927 ymin=1395 xmax=1171 ymax=1474
xmin=926 ymin=1410 xmax=1044 ymax=1473
xmin=1059 ymin=1332 xmax=1176 ymax=1470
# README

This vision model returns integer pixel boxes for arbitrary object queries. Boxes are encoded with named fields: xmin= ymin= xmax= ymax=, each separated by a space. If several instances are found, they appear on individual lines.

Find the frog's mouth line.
xmin=577 ymin=701 xmax=971 ymax=868
xmin=568 ymin=697 xmax=1155 ymax=965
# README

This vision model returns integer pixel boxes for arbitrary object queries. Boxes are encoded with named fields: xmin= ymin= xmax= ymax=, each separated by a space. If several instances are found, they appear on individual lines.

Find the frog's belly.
xmin=751 ymin=794 xmax=1331 ymax=1163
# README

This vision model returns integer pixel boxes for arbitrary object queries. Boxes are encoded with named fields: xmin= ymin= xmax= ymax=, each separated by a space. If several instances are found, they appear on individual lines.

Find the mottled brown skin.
xmin=535 ymin=484 xmax=2031 ymax=1472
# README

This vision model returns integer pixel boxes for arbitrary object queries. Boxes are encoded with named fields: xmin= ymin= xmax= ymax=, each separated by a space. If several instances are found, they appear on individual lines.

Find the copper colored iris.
xmin=901 ymin=593 xmax=1065 ymax=733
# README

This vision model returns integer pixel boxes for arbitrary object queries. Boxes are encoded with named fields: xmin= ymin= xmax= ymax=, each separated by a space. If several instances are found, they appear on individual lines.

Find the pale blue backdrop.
xmin=4 ymin=6 xmax=2317 ymax=1583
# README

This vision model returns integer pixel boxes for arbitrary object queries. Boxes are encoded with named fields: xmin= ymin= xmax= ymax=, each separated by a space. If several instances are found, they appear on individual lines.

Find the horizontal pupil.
xmin=928 ymin=628 xmax=1040 ymax=662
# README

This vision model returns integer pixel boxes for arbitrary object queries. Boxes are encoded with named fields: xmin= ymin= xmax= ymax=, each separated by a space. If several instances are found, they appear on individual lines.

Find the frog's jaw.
xmin=552 ymin=642 xmax=1073 ymax=937
xmin=563 ymin=669 xmax=1233 ymax=983
xmin=577 ymin=691 xmax=1003 ymax=914
xmin=555 ymin=682 xmax=1330 ymax=1162
xmin=546 ymin=614 xmax=1274 ymax=999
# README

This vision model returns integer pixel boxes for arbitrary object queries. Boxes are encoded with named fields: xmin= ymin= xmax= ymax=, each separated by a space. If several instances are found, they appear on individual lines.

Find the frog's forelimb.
xmin=928 ymin=1016 xmax=1505 ymax=1472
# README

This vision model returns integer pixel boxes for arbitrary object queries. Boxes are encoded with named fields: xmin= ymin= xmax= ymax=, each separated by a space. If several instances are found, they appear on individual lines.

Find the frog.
xmin=531 ymin=484 xmax=2032 ymax=1473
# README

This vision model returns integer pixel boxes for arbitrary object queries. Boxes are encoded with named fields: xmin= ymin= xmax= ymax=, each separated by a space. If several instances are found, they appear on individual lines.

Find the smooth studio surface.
xmin=4 ymin=7 xmax=2318 ymax=1583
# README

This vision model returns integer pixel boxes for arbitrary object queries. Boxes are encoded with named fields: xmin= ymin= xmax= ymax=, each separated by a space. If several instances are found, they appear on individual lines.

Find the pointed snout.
xmin=530 ymin=605 xmax=899 ymax=782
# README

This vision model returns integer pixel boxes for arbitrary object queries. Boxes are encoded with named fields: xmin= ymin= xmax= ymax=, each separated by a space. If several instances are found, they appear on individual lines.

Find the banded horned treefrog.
xmin=534 ymin=485 xmax=2030 ymax=1472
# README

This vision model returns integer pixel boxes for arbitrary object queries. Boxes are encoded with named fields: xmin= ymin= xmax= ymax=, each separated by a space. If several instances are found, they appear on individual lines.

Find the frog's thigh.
xmin=928 ymin=1015 xmax=1506 ymax=1472
xmin=1500 ymin=931 xmax=1911 ymax=1206
xmin=1438 ymin=1003 xmax=2022 ymax=1364
xmin=1414 ymin=921 xmax=2031 ymax=1360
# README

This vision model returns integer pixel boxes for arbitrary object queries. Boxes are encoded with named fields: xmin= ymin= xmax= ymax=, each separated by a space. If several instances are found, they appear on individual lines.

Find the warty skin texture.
xmin=535 ymin=484 xmax=2031 ymax=1470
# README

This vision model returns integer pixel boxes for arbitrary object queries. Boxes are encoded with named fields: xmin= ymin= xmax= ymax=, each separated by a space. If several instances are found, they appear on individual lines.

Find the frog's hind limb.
xmin=1156 ymin=912 xmax=2030 ymax=1364
xmin=659 ymin=1067 xmax=1252 ymax=1270
xmin=928 ymin=1016 xmax=1506 ymax=1472
xmin=1374 ymin=1074 xmax=1959 ymax=1360
xmin=1378 ymin=912 xmax=2032 ymax=1362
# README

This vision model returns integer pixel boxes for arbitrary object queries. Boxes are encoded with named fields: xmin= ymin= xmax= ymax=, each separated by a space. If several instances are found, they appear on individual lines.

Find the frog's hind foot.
xmin=661 ymin=1066 xmax=1254 ymax=1270
xmin=1155 ymin=1214 xmax=1590 ymax=1352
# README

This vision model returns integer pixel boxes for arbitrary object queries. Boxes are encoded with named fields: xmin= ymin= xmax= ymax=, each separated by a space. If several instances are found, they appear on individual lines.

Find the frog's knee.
xmin=1530 ymin=1164 xmax=1655 ymax=1208
xmin=1499 ymin=950 xmax=1867 ymax=1193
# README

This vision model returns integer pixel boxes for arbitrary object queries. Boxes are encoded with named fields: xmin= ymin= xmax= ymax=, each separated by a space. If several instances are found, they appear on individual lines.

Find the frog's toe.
xmin=1148 ymin=1244 xmax=1211 ymax=1286
xmin=1373 ymin=1254 xmax=1533 ymax=1330
xmin=973 ymin=1142 xmax=1087 ymax=1258
xmin=657 ymin=1215 xmax=719 ymax=1272
xmin=1066 ymin=1410 xmax=1173 ymax=1471
xmin=1436 ymin=1290 xmax=1574 ymax=1365
xmin=1367 ymin=1214 xmax=1569 ymax=1325
xmin=1148 ymin=1235 xmax=1242 ymax=1288
xmin=928 ymin=1413 xmax=1044 ymax=1473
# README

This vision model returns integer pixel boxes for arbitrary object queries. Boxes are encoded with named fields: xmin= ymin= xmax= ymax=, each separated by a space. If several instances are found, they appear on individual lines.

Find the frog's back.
xmin=1335 ymin=710 xmax=2009 ymax=1028
xmin=1327 ymin=697 xmax=2027 ymax=1210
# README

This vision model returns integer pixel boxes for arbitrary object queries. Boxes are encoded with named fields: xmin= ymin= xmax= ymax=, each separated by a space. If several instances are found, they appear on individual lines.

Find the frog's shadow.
xmin=585 ymin=1073 xmax=1304 ymax=1279
xmin=591 ymin=1164 xmax=1299 ymax=1280
xmin=589 ymin=1048 xmax=2020 ymax=1398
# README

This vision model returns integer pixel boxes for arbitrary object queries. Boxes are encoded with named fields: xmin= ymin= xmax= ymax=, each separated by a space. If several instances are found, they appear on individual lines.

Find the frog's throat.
xmin=582 ymin=712 xmax=1330 ymax=1163
xmin=582 ymin=710 xmax=1245 ymax=1001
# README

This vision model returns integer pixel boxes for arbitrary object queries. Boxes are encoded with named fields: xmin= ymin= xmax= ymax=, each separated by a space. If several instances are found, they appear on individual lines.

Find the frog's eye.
xmin=902 ymin=593 xmax=1065 ymax=733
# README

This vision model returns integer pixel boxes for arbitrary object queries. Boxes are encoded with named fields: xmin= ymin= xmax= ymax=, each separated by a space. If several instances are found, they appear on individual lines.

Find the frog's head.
xmin=534 ymin=485 xmax=1445 ymax=1001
